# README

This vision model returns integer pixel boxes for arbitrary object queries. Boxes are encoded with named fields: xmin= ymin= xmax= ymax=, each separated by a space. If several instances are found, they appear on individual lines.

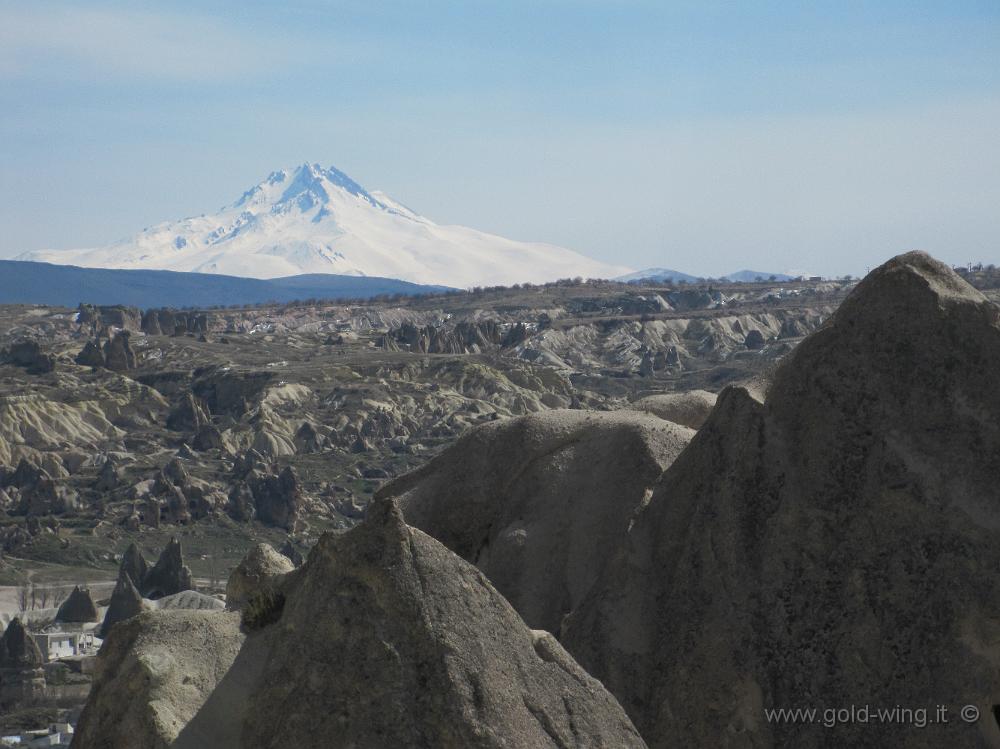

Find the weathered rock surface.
xmin=75 ymin=339 xmax=106 ymax=367
xmin=55 ymin=585 xmax=99 ymax=623
xmin=224 ymin=451 xmax=301 ymax=528
xmin=192 ymin=500 xmax=646 ymax=748
xmin=625 ymin=388 xmax=718 ymax=429
xmin=166 ymin=393 xmax=210 ymax=432
xmin=156 ymin=590 xmax=226 ymax=611
xmin=100 ymin=568 xmax=147 ymax=639
xmin=72 ymin=610 xmax=243 ymax=749
xmin=1 ymin=340 xmax=55 ymax=374
xmin=563 ymin=253 xmax=1000 ymax=748
xmin=380 ymin=409 xmax=693 ymax=633
xmin=103 ymin=331 xmax=137 ymax=372
xmin=225 ymin=543 xmax=294 ymax=616
xmin=0 ymin=617 xmax=44 ymax=669
xmin=141 ymin=537 xmax=193 ymax=600
xmin=0 ymin=617 xmax=46 ymax=706
xmin=119 ymin=542 xmax=149 ymax=588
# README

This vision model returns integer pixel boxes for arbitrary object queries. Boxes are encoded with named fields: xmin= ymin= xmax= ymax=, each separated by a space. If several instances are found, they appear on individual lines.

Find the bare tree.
xmin=17 ymin=583 xmax=30 ymax=613
xmin=50 ymin=586 xmax=68 ymax=609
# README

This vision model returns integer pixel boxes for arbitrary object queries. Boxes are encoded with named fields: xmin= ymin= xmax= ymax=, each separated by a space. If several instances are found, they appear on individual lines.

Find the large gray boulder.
xmin=72 ymin=610 xmax=243 ymax=749
xmin=563 ymin=253 xmax=1000 ymax=748
xmin=379 ymin=409 xmax=693 ymax=634
xmin=222 ymin=500 xmax=645 ymax=748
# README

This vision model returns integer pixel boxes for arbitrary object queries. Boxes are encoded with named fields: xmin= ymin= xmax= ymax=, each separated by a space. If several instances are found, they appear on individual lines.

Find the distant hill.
xmin=0 ymin=260 xmax=452 ymax=309
xmin=724 ymin=270 xmax=796 ymax=282
xmin=616 ymin=268 xmax=703 ymax=284
xmin=619 ymin=268 xmax=797 ymax=284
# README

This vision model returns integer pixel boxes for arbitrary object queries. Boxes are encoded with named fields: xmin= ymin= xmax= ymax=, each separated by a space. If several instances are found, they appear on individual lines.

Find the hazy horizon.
xmin=1 ymin=1 xmax=998 ymax=279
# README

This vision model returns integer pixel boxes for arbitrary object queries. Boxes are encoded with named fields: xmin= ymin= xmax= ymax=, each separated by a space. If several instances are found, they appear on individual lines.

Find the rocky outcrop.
xmin=100 ymin=568 xmax=147 ymax=638
xmin=625 ymin=389 xmax=718 ymax=429
xmin=380 ymin=409 xmax=693 ymax=634
xmin=178 ymin=501 xmax=645 ymax=748
xmin=743 ymin=328 xmax=765 ymax=349
xmin=155 ymin=590 xmax=226 ymax=611
xmin=75 ymin=339 xmax=106 ymax=367
xmin=55 ymin=585 xmax=99 ymax=623
xmin=225 ymin=543 xmax=294 ymax=620
xmin=0 ymin=617 xmax=46 ymax=706
xmin=72 ymin=610 xmax=243 ymax=749
xmin=1 ymin=340 xmax=55 ymax=374
xmin=94 ymin=457 xmax=121 ymax=492
xmin=78 ymin=304 xmax=142 ymax=332
xmin=562 ymin=253 xmax=1000 ymax=748
xmin=3 ymin=458 xmax=71 ymax=516
xmin=167 ymin=393 xmax=211 ymax=432
xmin=141 ymin=309 xmax=212 ymax=336
xmin=192 ymin=423 xmax=226 ymax=452
xmin=103 ymin=331 xmax=137 ymax=372
xmin=0 ymin=617 xmax=44 ymax=669
xmin=387 ymin=319 xmax=534 ymax=355
xmin=192 ymin=368 xmax=273 ymax=417
xmin=141 ymin=537 xmax=194 ymax=600
xmin=227 ymin=459 xmax=300 ymax=530
xmin=120 ymin=542 xmax=149 ymax=588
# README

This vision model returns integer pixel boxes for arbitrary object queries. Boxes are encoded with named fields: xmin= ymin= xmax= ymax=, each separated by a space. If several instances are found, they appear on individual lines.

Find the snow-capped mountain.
xmin=18 ymin=163 xmax=629 ymax=287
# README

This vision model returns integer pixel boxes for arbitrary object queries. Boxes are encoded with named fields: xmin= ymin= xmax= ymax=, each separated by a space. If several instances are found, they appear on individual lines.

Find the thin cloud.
xmin=0 ymin=5 xmax=303 ymax=82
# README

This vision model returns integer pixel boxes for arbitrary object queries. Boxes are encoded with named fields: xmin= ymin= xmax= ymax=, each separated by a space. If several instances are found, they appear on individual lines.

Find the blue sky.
xmin=1 ymin=0 xmax=998 ymax=276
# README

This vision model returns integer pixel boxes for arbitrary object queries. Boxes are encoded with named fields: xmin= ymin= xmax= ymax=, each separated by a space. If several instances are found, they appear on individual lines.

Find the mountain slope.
xmin=0 ymin=260 xmax=449 ymax=308
xmin=17 ymin=163 xmax=629 ymax=287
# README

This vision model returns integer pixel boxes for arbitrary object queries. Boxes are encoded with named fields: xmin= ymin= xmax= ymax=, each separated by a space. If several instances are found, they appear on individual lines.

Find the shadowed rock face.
xmin=562 ymin=253 xmax=1000 ymax=748
xmin=2 ymin=340 xmax=55 ymax=374
xmin=225 ymin=543 xmax=294 ymax=625
xmin=0 ymin=617 xmax=44 ymax=669
xmin=103 ymin=331 xmax=137 ymax=372
xmin=379 ymin=409 xmax=693 ymax=634
xmin=100 ymin=568 xmax=147 ymax=639
xmin=55 ymin=585 xmax=99 ymax=623
xmin=223 ymin=500 xmax=645 ymax=749
xmin=141 ymin=537 xmax=193 ymax=600
xmin=120 ymin=542 xmax=149 ymax=589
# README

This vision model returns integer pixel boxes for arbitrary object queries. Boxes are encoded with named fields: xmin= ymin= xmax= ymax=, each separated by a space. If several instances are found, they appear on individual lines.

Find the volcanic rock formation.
xmin=561 ymin=252 xmax=1000 ymax=747
xmin=100 ymin=568 xmax=147 ymax=638
xmin=0 ymin=617 xmax=46 ymax=706
xmin=625 ymin=389 xmax=718 ymax=429
xmin=141 ymin=537 xmax=194 ymax=600
xmin=380 ymin=409 xmax=693 ymax=634
xmin=72 ymin=610 xmax=243 ymax=749
xmin=55 ymin=585 xmax=99 ymax=623
xmin=225 ymin=543 xmax=294 ymax=624
xmin=199 ymin=500 xmax=644 ymax=747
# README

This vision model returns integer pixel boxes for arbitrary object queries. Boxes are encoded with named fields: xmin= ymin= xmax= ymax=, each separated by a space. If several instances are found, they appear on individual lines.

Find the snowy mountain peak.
xmin=232 ymin=163 xmax=386 ymax=214
xmin=18 ymin=163 xmax=630 ymax=287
